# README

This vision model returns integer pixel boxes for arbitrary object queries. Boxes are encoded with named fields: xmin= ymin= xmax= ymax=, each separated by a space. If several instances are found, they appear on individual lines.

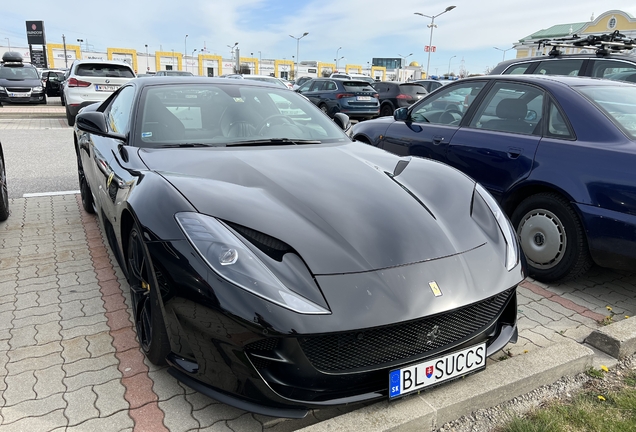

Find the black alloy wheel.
xmin=511 ymin=192 xmax=592 ymax=282
xmin=0 ymin=153 xmax=9 ymax=221
xmin=380 ymin=104 xmax=394 ymax=117
xmin=76 ymin=152 xmax=94 ymax=214
xmin=127 ymin=226 xmax=170 ymax=365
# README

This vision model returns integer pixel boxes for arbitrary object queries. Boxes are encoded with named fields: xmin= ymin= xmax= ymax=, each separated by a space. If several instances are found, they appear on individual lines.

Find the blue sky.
xmin=2 ymin=1 xmax=636 ymax=75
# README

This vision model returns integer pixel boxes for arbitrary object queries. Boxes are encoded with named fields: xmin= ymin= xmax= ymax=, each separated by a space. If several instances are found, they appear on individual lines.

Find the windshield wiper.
xmin=225 ymin=138 xmax=321 ymax=147
xmin=159 ymin=143 xmax=215 ymax=148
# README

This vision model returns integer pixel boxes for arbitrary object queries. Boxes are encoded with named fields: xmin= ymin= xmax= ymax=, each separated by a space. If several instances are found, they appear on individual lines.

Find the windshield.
xmin=76 ymin=63 xmax=135 ymax=78
xmin=0 ymin=66 xmax=40 ymax=80
xmin=576 ymin=85 xmax=636 ymax=139
xmin=343 ymin=81 xmax=375 ymax=92
xmin=400 ymin=84 xmax=428 ymax=96
xmin=138 ymin=83 xmax=349 ymax=148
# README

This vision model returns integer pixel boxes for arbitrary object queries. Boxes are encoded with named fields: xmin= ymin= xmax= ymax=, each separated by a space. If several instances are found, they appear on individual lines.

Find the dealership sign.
xmin=25 ymin=21 xmax=46 ymax=45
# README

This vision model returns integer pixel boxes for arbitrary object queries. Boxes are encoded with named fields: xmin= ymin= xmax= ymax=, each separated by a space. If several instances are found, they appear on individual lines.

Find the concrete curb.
xmin=585 ymin=317 xmax=636 ymax=359
xmin=298 ymin=340 xmax=594 ymax=432
xmin=0 ymin=112 xmax=65 ymax=119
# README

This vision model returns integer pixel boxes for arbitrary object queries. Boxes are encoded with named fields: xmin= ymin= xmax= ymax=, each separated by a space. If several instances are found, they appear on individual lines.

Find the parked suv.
xmin=373 ymin=82 xmax=428 ymax=116
xmin=63 ymin=60 xmax=135 ymax=126
xmin=296 ymin=78 xmax=379 ymax=120
xmin=490 ymin=33 xmax=636 ymax=83
xmin=0 ymin=52 xmax=46 ymax=104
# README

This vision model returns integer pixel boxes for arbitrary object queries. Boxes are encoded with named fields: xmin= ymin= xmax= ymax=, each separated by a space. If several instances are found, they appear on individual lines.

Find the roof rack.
xmin=534 ymin=30 xmax=636 ymax=57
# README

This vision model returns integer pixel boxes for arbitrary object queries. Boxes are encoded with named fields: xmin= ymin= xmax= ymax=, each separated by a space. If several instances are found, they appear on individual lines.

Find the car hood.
xmin=139 ymin=142 xmax=482 ymax=275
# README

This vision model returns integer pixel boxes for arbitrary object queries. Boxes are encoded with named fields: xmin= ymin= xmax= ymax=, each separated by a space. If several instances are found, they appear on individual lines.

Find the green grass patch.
xmin=499 ymin=388 xmax=636 ymax=432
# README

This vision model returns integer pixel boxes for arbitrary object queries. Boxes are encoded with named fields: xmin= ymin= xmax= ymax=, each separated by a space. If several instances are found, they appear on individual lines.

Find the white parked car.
xmin=63 ymin=60 xmax=136 ymax=126
xmin=330 ymin=72 xmax=375 ymax=84
xmin=239 ymin=75 xmax=292 ymax=89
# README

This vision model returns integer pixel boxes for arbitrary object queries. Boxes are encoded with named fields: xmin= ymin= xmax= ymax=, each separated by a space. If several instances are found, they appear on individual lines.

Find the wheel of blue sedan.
xmin=0 ymin=152 xmax=9 ymax=222
xmin=127 ymin=226 xmax=170 ymax=365
xmin=512 ymin=193 xmax=592 ymax=282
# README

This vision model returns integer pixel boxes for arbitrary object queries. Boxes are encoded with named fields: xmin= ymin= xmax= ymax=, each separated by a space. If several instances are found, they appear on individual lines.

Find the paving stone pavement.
xmin=0 ymin=194 xmax=634 ymax=431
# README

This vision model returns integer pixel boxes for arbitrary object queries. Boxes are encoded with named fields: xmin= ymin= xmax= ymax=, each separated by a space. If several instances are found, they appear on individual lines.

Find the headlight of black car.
xmin=175 ymin=212 xmax=330 ymax=314
xmin=471 ymin=184 xmax=520 ymax=271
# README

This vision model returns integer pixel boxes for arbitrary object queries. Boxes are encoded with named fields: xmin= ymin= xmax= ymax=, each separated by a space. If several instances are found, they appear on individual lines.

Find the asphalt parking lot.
xmin=0 ymin=114 xmax=635 ymax=431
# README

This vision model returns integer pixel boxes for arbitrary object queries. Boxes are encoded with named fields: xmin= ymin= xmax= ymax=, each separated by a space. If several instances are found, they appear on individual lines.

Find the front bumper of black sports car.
xmin=144 ymin=236 xmax=523 ymax=418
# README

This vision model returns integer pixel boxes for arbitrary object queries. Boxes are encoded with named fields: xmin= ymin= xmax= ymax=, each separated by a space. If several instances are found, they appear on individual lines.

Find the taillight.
xmin=336 ymin=93 xmax=355 ymax=99
xmin=396 ymin=94 xmax=411 ymax=99
xmin=67 ymin=77 xmax=92 ymax=87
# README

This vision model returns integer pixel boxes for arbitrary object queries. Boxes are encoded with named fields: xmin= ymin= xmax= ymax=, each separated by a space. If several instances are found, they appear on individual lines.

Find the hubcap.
xmin=517 ymin=209 xmax=566 ymax=269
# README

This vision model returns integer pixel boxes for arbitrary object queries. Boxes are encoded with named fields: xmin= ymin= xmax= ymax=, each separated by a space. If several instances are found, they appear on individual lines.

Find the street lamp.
xmin=398 ymin=53 xmax=413 ymax=81
xmin=335 ymin=56 xmax=344 ymax=71
xmin=227 ymin=42 xmax=238 ymax=60
xmin=4 ymin=38 xmax=9 ymax=51
xmin=145 ymin=44 xmax=149 ymax=72
xmin=184 ymin=35 xmax=188 ymax=72
xmin=192 ymin=49 xmax=197 ymax=74
xmin=289 ymin=32 xmax=309 ymax=80
xmin=447 ymin=55 xmax=456 ymax=75
xmin=171 ymin=49 xmax=175 ymax=69
xmin=77 ymin=39 xmax=83 ymax=58
xmin=414 ymin=5 xmax=456 ymax=79
xmin=493 ymin=46 xmax=513 ymax=62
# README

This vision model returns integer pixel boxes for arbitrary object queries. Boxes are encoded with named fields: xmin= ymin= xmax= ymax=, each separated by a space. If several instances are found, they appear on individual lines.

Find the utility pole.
xmin=62 ymin=34 xmax=68 ymax=68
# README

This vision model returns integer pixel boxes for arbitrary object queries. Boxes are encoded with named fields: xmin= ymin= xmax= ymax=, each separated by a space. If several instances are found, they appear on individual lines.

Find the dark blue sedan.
xmin=351 ymin=75 xmax=636 ymax=282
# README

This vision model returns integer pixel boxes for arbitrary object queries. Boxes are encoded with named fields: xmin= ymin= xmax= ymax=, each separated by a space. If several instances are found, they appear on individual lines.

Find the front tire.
xmin=76 ymin=152 xmax=94 ymax=214
xmin=380 ymin=104 xmax=394 ymax=117
xmin=511 ymin=192 xmax=592 ymax=282
xmin=66 ymin=106 xmax=75 ymax=127
xmin=127 ymin=226 xmax=171 ymax=365
xmin=0 ymin=152 xmax=9 ymax=221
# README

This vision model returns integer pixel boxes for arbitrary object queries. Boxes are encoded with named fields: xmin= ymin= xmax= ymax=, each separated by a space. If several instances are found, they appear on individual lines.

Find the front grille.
xmin=6 ymin=88 xmax=31 ymax=93
xmin=299 ymin=288 xmax=514 ymax=373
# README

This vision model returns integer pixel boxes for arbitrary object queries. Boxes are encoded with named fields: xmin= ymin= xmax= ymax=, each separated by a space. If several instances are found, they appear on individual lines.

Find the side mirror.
xmin=76 ymin=111 xmax=108 ymax=134
xmin=525 ymin=110 xmax=538 ymax=121
xmin=333 ymin=113 xmax=351 ymax=133
xmin=394 ymin=107 xmax=408 ymax=121
xmin=76 ymin=111 xmax=126 ymax=141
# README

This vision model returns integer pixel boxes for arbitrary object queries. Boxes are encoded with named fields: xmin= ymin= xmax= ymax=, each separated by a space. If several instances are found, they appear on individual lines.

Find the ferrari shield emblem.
xmin=429 ymin=281 xmax=442 ymax=297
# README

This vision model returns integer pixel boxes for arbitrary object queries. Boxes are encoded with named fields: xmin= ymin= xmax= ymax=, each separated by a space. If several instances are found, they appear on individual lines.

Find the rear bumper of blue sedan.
xmin=576 ymin=203 xmax=636 ymax=271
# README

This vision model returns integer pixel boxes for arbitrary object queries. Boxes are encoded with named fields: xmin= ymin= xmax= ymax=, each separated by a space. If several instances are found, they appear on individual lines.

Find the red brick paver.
xmin=520 ymin=280 xmax=607 ymax=322
xmin=78 ymin=195 xmax=169 ymax=432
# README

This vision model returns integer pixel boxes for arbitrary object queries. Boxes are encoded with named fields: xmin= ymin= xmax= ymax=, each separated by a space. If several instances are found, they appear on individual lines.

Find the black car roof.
xmin=451 ymin=74 xmax=633 ymax=88
xmin=130 ymin=76 xmax=284 ymax=89
xmin=490 ymin=52 xmax=636 ymax=74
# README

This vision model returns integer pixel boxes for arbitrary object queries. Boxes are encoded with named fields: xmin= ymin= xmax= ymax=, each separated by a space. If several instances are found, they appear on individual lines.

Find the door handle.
xmin=507 ymin=147 xmax=523 ymax=159
xmin=432 ymin=135 xmax=445 ymax=145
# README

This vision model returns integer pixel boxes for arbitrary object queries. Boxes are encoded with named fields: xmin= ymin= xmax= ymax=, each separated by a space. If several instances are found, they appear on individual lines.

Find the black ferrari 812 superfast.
xmin=73 ymin=77 xmax=524 ymax=418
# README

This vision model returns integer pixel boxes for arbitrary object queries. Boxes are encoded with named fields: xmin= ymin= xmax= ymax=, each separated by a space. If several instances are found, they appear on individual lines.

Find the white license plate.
xmin=389 ymin=343 xmax=486 ymax=399
xmin=357 ymin=96 xmax=371 ymax=101
xmin=95 ymin=85 xmax=119 ymax=92
xmin=9 ymin=93 xmax=30 ymax=97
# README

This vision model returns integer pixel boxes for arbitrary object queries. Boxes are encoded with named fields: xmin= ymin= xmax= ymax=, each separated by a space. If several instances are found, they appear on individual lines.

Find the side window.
xmin=325 ymin=81 xmax=337 ymax=91
xmin=591 ymin=60 xmax=636 ymax=83
xmin=106 ymin=86 xmax=135 ymax=134
xmin=297 ymin=81 xmax=312 ymax=92
xmin=310 ymin=80 xmax=326 ymax=91
xmin=546 ymin=101 xmax=573 ymax=139
xmin=503 ymin=62 xmax=533 ymax=75
xmin=469 ymin=82 xmax=544 ymax=135
xmin=410 ymin=82 xmax=485 ymax=125
xmin=533 ymin=59 xmax=583 ymax=76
